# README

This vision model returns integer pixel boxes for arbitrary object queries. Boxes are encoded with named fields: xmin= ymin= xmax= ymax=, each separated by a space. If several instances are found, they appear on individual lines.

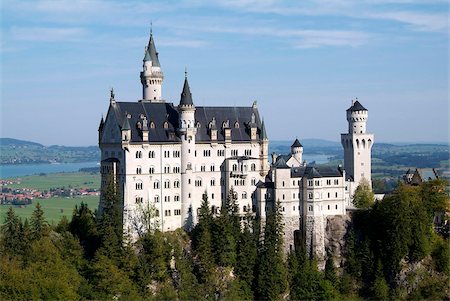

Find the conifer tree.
xmin=255 ymin=200 xmax=287 ymax=300
xmin=235 ymin=216 xmax=257 ymax=292
xmin=1 ymin=207 xmax=22 ymax=256
xmin=69 ymin=202 xmax=99 ymax=258
xmin=30 ymin=203 xmax=49 ymax=240
xmin=324 ymin=255 xmax=338 ymax=285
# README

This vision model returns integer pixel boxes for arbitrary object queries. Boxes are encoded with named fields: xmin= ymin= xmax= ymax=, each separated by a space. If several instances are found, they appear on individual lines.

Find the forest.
xmin=0 ymin=178 xmax=448 ymax=300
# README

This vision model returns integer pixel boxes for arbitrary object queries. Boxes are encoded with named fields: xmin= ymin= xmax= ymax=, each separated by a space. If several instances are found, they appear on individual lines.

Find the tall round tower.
xmin=140 ymin=29 xmax=164 ymax=102
xmin=341 ymin=100 xmax=374 ymax=194
xmin=178 ymin=74 xmax=197 ymax=230
xmin=290 ymin=138 xmax=303 ymax=164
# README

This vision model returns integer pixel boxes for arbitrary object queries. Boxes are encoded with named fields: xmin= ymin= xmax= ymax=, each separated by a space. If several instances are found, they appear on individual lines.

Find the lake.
xmin=0 ymin=162 xmax=99 ymax=178
xmin=0 ymin=153 xmax=334 ymax=179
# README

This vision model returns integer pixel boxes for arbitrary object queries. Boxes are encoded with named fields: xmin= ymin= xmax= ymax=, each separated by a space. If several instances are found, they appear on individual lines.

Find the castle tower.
xmin=291 ymin=138 xmax=303 ymax=165
xmin=140 ymin=29 xmax=164 ymax=102
xmin=341 ymin=100 xmax=374 ymax=190
xmin=260 ymin=120 xmax=269 ymax=176
xmin=178 ymin=74 xmax=197 ymax=230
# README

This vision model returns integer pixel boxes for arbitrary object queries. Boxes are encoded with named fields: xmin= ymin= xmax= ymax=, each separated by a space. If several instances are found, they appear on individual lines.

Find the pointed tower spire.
xmin=146 ymin=28 xmax=160 ymax=67
xmin=141 ymin=26 xmax=163 ymax=102
xmin=179 ymin=74 xmax=194 ymax=106
xmin=261 ymin=119 xmax=268 ymax=140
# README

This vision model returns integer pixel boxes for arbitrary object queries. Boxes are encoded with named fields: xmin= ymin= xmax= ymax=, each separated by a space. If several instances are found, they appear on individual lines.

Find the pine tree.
xmin=30 ymin=203 xmax=49 ymax=240
xmin=324 ymin=255 xmax=338 ymax=285
xmin=69 ymin=202 xmax=99 ymax=258
xmin=1 ymin=207 xmax=22 ymax=256
xmin=255 ymin=201 xmax=287 ymax=300
xmin=235 ymin=219 xmax=257 ymax=292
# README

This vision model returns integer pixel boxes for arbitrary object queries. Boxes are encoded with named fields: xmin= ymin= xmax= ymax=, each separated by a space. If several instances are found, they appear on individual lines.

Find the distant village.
xmin=0 ymin=179 xmax=99 ymax=206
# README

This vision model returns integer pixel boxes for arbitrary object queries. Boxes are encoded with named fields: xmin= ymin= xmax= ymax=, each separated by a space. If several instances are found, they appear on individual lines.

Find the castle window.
xmin=251 ymin=163 xmax=256 ymax=171
xmin=136 ymin=182 xmax=143 ymax=190
xmin=174 ymin=180 xmax=180 ymax=188
xmin=173 ymin=166 xmax=180 ymax=173
xmin=175 ymin=195 xmax=180 ymax=202
xmin=149 ymin=166 xmax=155 ymax=174
xmin=203 ymin=150 xmax=211 ymax=157
xmin=135 ymin=197 xmax=143 ymax=204
xmin=308 ymin=180 xmax=313 ymax=186
xmin=245 ymin=149 xmax=251 ymax=156
xmin=335 ymin=192 xmax=338 ymax=198
xmin=232 ymin=164 xmax=238 ymax=172
xmin=188 ymin=193 xmax=191 ymax=198
xmin=282 ymin=207 xmax=285 ymax=212
xmin=136 ymin=151 xmax=142 ymax=158
xmin=251 ymin=178 xmax=256 ymax=185
xmin=282 ymin=194 xmax=285 ymax=200
xmin=174 ymin=209 xmax=181 ymax=216
xmin=326 ymin=179 xmax=331 ymax=185
xmin=163 ymin=121 xmax=169 ymax=129
xmin=282 ymin=181 xmax=285 ymax=187
xmin=293 ymin=206 xmax=295 ymax=211
xmin=164 ymin=151 xmax=170 ymax=158
xmin=173 ymin=150 xmax=180 ymax=157
xmin=153 ymin=181 xmax=160 ymax=189
xmin=308 ymin=205 xmax=313 ymax=212
xmin=201 ymin=165 xmax=206 ymax=172
xmin=308 ymin=192 xmax=313 ymax=199
xmin=211 ymin=164 xmax=215 ymax=172
xmin=164 ymin=196 xmax=170 ymax=202
xmin=211 ymin=193 xmax=214 ymax=199
xmin=149 ymin=151 xmax=155 ymax=158
xmin=234 ymin=121 xmax=239 ymax=128
xmin=155 ymin=209 xmax=160 ymax=216
xmin=154 ymin=195 xmax=159 ymax=203
xmin=164 ymin=165 xmax=170 ymax=173
xmin=293 ymin=193 xmax=296 ymax=199
xmin=231 ymin=150 xmax=238 ymax=156
xmin=210 ymin=178 xmax=215 ymax=186
xmin=136 ymin=167 xmax=142 ymax=174
xmin=315 ymin=180 xmax=320 ymax=186
xmin=164 ymin=180 xmax=170 ymax=189
xmin=327 ymin=205 xmax=330 ymax=210
xmin=334 ymin=179 xmax=339 ymax=185
xmin=195 ymin=179 xmax=202 ymax=187
xmin=164 ymin=210 xmax=171 ymax=216
xmin=328 ymin=192 xmax=330 ymax=198
xmin=217 ymin=149 xmax=225 ymax=156
xmin=150 ymin=122 xmax=155 ymax=129
xmin=242 ymin=192 xmax=247 ymax=199
xmin=335 ymin=204 xmax=338 ymax=209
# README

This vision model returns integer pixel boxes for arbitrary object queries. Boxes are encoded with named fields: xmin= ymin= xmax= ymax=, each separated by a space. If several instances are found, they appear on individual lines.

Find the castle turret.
xmin=260 ymin=119 xmax=269 ymax=176
xmin=291 ymin=138 xmax=303 ymax=165
xmin=140 ymin=28 xmax=163 ymax=102
xmin=341 ymin=100 xmax=374 ymax=192
xmin=178 ymin=74 xmax=197 ymax=229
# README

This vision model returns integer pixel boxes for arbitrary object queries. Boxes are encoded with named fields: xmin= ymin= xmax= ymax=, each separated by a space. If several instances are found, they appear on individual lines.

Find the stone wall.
xmin=283 ymin=216 xmax=300 ymax=253
xmin=324 ymin=214 xmax=351 ymax=270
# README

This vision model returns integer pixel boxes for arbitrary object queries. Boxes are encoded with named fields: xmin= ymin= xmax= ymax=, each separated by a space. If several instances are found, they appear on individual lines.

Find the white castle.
xmin=98 ymin=30 xmax=374 ymax=258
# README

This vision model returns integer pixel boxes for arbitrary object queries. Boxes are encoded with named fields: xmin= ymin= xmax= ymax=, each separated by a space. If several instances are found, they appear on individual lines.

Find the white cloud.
xmin=11 ymin=27 xmax=88 ymax=42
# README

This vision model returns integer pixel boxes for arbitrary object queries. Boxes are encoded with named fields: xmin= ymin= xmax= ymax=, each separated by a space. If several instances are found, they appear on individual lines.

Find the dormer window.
xmin=136 ymin=122 xmax=142 ymax=130
xmin=163 ymin=121 xmax=169 ymax=129
xmin=234 ymin=121 xmax=239 ymax=128
xmin=150 ymin=121 xmax=155 ymax=129
xmin=196 ymin=122 xmax=201 ymax=128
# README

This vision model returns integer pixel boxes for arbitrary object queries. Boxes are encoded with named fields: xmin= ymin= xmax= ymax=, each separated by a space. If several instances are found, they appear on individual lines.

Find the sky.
xmin=1 ymin=0 xmax=448 ymax=146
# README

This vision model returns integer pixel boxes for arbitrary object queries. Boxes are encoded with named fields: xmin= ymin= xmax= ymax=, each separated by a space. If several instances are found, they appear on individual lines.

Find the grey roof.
xmin=122 ymin=116 xmax=131 ymax=131
xmin=274 ymin=156 xmax=290 ymax=169
xmin=290 ymin=165 xmax=343 ymax=179
xmin=347 ymin=100 xmax=367 ymax=112
xmin=108 ymin=102 xmax=264 ymax=143
xmin=143 ymin=49 xmax=151 ymax=62
xmin=146 ymin=33 xmax=160 ymax=67
xmin=261 ymin=120 xmax=268 ymax=140
xmin=179 ymin=77 xmax=194 ymax=106
xmin=291 ymin=138 xmax=303 ymax=148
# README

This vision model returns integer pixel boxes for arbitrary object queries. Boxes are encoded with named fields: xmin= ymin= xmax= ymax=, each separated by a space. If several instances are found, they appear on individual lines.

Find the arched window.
xmin=234 ymin=121 xmax=239 ymax=128
xmin=136 ymin=167 xmax=142 ymax=174
xmin=150 ymin=121 xmax=155 ymax=129
xmin=149 ymin=151 xmax=155 ymax=158
xmin=153 ymin=180 xmax=160 ymax=189
xmin=149 ymin=166 xmax=155 ymax=174
xmin=136 ymin=151 xmax=142 ymax=158
xmin=232 ymin=164 xmax=238 ymax=172
xmin=210 ymin=178 xmax=216 ymax=186
xmin=174 ymin=180 xmax=180 ymax=188
xmin=154 ymin=195 xmax=159 ymax=203
xmin=164 ymin=179 xmax=170 ymax=189
xmin=163 ymin=121 xmax=169 ymax=129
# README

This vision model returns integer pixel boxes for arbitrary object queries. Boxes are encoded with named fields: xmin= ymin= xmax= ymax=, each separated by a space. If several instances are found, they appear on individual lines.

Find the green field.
xmin=8 ymin=172 xmax=100 ymax=191
xmin=0 ymin=195 xmax=99 ymax=225
xmin=1 ymin=172 xmax=101 ymax=224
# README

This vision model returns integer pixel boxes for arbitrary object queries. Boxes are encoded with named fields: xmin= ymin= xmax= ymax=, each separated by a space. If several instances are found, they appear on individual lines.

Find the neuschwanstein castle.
xmin=98 ymin=30 xmax=374 ymax=259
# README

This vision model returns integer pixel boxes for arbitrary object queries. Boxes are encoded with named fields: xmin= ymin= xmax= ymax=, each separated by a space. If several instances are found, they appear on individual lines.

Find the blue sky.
xmin=1 ymin=0 xmax=448 ymax=146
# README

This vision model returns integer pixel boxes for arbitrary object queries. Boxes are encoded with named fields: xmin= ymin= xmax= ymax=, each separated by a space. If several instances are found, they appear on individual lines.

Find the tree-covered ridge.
xmin=0 ymin=180 xmax=448 ymax=300
xmin=0 ymin=138 xmax=99 ymax=164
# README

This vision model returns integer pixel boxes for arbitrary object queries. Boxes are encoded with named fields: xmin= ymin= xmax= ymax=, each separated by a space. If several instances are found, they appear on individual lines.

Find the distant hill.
xmin=0 ymin=138 xmax=100 ymax=165
xmin=0 ymin=138 xmax=44 ymax=147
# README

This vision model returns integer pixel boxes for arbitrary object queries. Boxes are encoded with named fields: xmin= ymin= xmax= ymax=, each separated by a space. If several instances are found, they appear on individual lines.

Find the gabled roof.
xmin=291 ymin=138 xmax=302 ymax=148
xmin=108 ymin=102 xmax=264 ymax=143
xmin=274 ymin=156 xmax=290 ymax=169
xmin=146 ymin=32 xmax=160 ymax=67
xmin=179 ymin=77 xmax=193 ymax=106
xmin=347 ymin=100 xmax=367 ymax=112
